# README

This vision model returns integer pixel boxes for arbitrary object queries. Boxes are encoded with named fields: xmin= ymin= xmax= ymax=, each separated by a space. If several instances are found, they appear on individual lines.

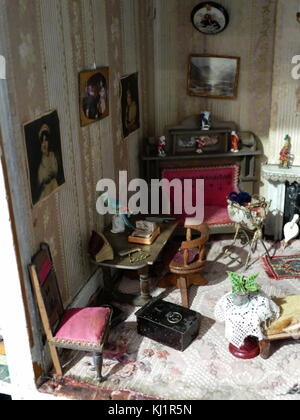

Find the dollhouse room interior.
xmin=1 ymin=0 xmax=300 ymax=402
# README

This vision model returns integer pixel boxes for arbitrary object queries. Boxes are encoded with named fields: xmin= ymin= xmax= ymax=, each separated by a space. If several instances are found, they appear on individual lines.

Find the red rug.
xmin=261 ymin=254 xmax=300 ymax=280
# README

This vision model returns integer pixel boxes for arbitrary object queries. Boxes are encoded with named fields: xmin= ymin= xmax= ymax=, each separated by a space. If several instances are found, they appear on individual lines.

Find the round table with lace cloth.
xmin=215 ymin=292 xmax=280 ymax=358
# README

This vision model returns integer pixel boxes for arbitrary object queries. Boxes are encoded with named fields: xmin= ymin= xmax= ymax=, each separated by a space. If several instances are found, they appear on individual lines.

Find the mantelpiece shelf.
xmin=142 ymin=149 xmax=262 ymax=161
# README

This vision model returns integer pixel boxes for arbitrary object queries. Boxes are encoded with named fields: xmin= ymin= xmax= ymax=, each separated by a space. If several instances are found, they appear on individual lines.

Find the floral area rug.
xmin=63 ymin=238 xmax=300 ymax=400
xmin=261 ymin=254 xmax=300 ymax=280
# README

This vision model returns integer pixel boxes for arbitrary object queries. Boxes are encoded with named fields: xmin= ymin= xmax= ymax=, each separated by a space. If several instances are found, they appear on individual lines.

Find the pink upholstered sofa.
xmin=162 ymin=164 xmax=240 ymax=234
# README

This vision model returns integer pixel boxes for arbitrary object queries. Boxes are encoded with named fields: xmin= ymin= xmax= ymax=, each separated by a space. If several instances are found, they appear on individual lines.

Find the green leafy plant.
xmin=227 ymin=271 xmax=261 ymax=295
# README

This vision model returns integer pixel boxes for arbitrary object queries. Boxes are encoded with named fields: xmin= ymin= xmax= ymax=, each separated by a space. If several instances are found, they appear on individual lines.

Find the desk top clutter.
xmin=214 ymin=292 xmax=280 ymax=348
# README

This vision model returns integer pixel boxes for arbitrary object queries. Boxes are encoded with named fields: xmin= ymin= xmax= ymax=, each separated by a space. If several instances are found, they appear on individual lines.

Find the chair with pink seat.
xmin=29 ymin=243 xmax=112 ymax=382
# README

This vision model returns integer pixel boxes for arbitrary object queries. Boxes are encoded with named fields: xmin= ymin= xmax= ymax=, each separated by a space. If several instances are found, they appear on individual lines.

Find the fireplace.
xmin=262 ymin=164 xmax=300 ymax=240
xmin=284 ymin=182 xmax=300 ymax=228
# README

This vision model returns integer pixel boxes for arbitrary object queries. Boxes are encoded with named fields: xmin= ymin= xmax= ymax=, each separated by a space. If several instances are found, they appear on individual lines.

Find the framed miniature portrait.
xmin=120 ymin=72 xmax=140 ymax=139
xmin=188 ymin=54 xmax=240 ymax=99
xmin=24 ymin=110 xmax=65 ymax=206
xmin=79 ymin=67 xmax=109 ymax=127
xmin=191 ymin=2 xmax=229 ymax=35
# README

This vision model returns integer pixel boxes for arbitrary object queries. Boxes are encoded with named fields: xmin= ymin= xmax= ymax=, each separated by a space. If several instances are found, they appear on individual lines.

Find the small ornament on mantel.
xmin=157 ymin=136 xmax=167 ymax=157
xmin=279 ymin=135 xmax=291 ymax=169
xmin=230 ymin=131 xmax=240 ymax=153
xmin=196 ymin=137 xmax=206 ymax=154
xmin=200 ymin=111 xmax=212 ymax=130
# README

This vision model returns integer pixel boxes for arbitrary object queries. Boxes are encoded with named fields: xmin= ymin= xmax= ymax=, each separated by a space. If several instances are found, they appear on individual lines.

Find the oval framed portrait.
xmin=191 ymin=2 xmax=229 ymax=35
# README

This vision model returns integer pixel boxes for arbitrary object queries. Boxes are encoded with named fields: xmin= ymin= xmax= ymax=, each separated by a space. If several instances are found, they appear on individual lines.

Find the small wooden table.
xmin=93 ymin=221 xmax=178 ymax=307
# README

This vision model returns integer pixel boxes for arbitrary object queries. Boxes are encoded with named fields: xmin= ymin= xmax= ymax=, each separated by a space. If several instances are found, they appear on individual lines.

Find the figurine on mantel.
xmin=279 ymin=135 xmax=291 ymax=169
xmin=230 ymin=131 xmax=240 ymax=153
xmin=157 ymin=136 xmax=167 ymax=157
xmin=200 ymin=111 xmax=212 ymax=130
xmin=196 ymin=137 xmax=206 ymax=154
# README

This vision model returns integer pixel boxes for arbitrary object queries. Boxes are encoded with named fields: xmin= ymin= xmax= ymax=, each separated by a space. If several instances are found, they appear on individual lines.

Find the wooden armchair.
xmin=159 ymin=220 xmax=209 ymax=308
xmin=29 ymin=243 xmax=112 ymax=382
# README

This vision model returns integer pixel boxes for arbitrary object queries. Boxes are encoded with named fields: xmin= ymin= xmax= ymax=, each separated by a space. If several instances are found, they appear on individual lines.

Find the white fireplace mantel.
xmin=262 ymin=164 xmax=300 ymax=240
xmin=262 ymin=165 xmax=300 ymax=184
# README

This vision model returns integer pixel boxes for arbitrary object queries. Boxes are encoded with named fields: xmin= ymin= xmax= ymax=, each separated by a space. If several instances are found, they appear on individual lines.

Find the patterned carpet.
xmin=63 ymin=237 xmax=300 ymax=400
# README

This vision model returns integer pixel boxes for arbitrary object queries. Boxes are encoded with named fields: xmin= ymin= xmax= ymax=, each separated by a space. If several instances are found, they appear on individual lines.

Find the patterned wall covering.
xmin=0 ymin=0 xmax=144 ymax=306
xmin=145 ymin=0 xmax=299 ymax=167
xmin=147 ymin=0 xmax=277 ymax=144
xmin=267 ymin=0 xmax=300 ymax=166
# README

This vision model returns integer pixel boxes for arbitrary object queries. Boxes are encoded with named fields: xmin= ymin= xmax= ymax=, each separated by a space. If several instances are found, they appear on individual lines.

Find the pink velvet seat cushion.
xmin=172 ymin=248 xmax=198 ymax=265
xmin=174 ymin=206 xmax=233 ymax=227
xmin=204 ymin=205 xmax=233 ymax=226
xmin=53 ymin=307 xmax=111 ymax=346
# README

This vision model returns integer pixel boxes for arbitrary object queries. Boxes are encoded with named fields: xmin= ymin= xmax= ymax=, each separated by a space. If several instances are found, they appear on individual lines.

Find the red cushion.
xmin=175 ymin=206 xmax=233 ymax=227
xmin=172 ymin=248 xmax=198 ymax=265
xmin=204 ymin=205 xmax=233 ymax=226
xmin=53 ymin=307 xmax=110 ymax=347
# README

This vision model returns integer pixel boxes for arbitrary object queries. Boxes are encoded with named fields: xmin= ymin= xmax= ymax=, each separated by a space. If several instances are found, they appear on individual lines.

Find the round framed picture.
xmin=191 ymin=2 xmax=229 ymax=35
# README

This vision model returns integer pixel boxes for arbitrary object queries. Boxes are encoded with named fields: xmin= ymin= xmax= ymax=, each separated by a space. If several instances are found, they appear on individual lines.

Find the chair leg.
xmin=49 ymin=343 xmax=63 ymax=376
xmin=224 ymin=225 xmax=240 ymax=256
xmin=177 ymin=277 xmax=189 ymax=308
xmin=260 ymin=339 xmax=271 ymax=359
xmin=93 ymin=351 xmax=104 ymax=382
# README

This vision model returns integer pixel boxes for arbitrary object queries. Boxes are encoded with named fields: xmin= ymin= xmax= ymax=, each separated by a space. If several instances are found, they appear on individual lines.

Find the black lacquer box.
xmin=135 ymin=299 xmax=201 ymax=351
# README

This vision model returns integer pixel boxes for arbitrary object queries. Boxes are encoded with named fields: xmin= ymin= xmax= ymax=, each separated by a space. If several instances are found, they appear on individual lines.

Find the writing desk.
xmin=94 ymin=221 xmax=178 ymax=307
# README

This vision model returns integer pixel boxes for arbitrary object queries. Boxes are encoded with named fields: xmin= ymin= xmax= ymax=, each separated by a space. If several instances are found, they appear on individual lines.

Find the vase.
xmin=232 ymin=292 xmax=249 ymax=306
xmin=111 ymin=214 xmax=126 ymax=233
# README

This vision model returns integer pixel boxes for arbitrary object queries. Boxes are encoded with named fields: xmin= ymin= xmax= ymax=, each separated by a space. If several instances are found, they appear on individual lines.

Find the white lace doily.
xmin=214 ymin=293 xmax=280 ymax=348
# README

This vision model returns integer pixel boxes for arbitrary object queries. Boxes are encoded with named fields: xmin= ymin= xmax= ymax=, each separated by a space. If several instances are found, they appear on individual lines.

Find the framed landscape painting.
xmin=79 ymin=67 xmax=109 ymax=127
xmin=188 ymin=54 xmax=240 ymax=99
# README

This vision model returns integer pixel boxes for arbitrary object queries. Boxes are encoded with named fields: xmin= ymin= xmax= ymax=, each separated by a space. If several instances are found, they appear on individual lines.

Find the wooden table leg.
xmin=260 ymin=339 xmax=271 ymax=359
xmin=178 ymin=276 xmax=189 ymax=308
xmin=133 ymin=266 xmax=153 ymax=307
xmin=102 ymin=268 xmax=137 ymax=307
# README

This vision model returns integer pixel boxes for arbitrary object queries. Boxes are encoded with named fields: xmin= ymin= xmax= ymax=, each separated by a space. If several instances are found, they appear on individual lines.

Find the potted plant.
xmin=227 ymin=271 xmax=261 ymax=306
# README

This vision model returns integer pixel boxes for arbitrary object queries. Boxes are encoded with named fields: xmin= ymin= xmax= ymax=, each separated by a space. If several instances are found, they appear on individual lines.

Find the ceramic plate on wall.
xmin=191 ymin=2 xmax=229 ymax=35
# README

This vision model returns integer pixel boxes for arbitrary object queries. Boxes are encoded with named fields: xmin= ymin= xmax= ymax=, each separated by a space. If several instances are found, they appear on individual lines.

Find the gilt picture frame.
xmin=79 ymin=67 xmax=109 ymax=127
xmin=188 ymin=54 xmax=240 ymax=99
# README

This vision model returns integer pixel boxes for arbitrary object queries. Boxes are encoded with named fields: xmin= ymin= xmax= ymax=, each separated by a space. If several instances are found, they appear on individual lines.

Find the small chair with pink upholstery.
xmin=29 ymin=243 xmax=112 ymax=382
